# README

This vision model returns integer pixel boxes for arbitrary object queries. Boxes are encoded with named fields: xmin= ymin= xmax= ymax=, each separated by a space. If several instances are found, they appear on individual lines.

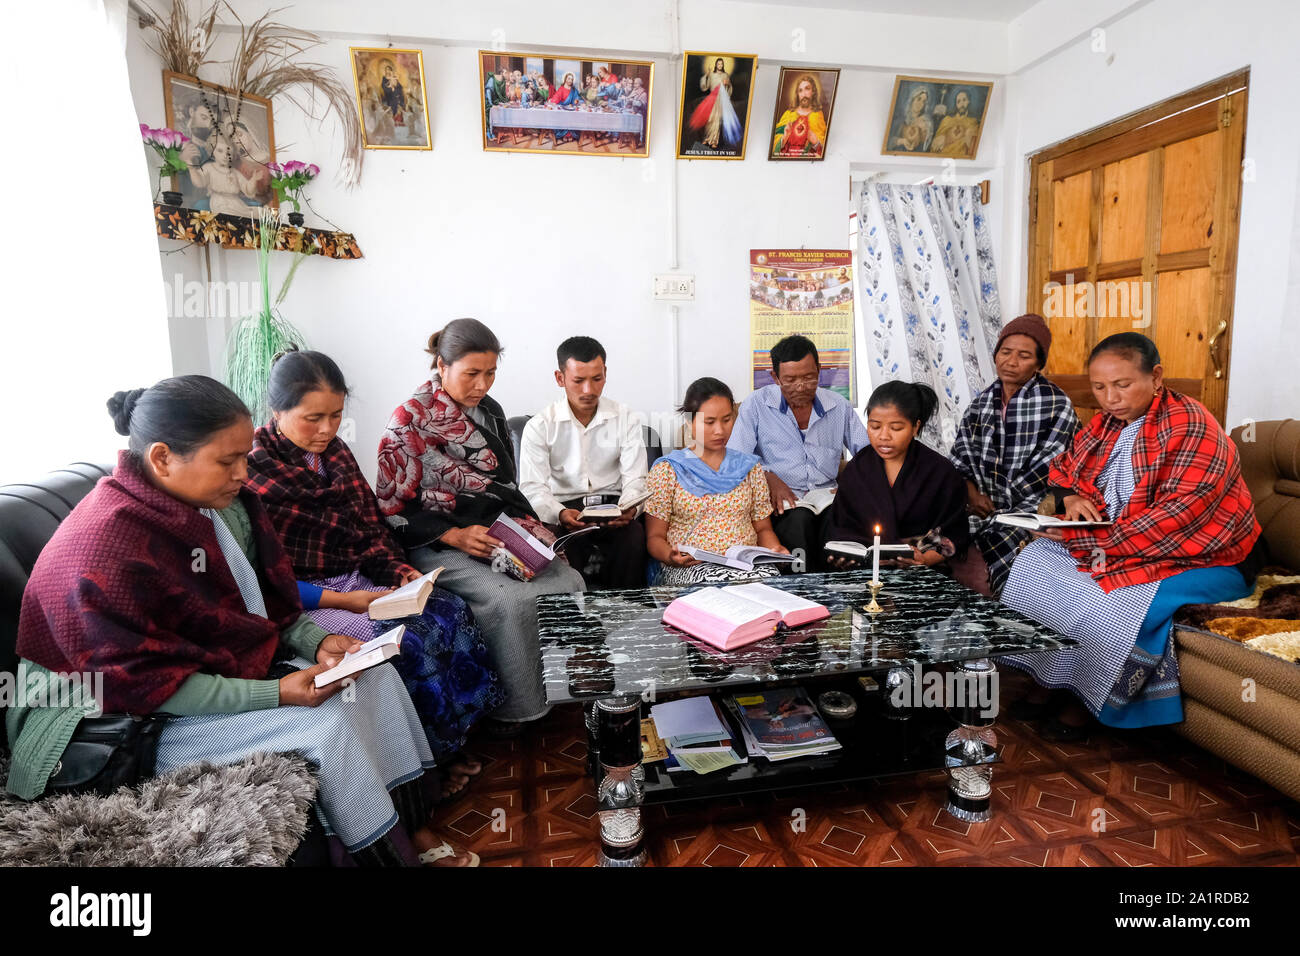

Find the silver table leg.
xmin=943 ymin=658 xmax=999 ymax=823
xmin=594 ymin=695 xmax=647 ymax=867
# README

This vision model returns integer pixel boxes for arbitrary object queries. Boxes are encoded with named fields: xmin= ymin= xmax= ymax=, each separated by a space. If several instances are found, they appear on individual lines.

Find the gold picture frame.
xmin=478 ymin=51 xmax=654 ymax=157
xmin=881 ymin=75 xmax=993 ymax=159
xmin=676 ymin=52 xmax=758 ymax=160
xmin=161 ymin=70 xmax=277 ymax=211
xmin=767 ymin=66 xmax=840 ymax=162
xmin=350 ymin=47 xmax=432 ymax=150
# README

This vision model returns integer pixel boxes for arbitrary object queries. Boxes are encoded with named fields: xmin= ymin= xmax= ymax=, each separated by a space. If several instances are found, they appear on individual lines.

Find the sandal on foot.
xmin=418 ymin=841 xmax=480 ymax=867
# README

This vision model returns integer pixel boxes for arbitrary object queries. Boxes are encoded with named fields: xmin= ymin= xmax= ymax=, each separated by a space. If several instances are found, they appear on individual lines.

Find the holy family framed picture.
xmin=161 ymin=70 xmax=277 ymax=214
xmin=478 ymin=50 xmax=654 ymax=157
xmin=676 ymin=52 xmax=757 ymax=160
xmin=881 ymin=75 xmax=993 ymax=159
xmin=768 ymin=66 xmax=840 ymax=161
xmin=350 ymin=47 xmax=432 ymax=150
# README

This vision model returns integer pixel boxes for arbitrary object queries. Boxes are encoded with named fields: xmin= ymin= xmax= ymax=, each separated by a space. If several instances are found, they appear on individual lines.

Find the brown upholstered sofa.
xmin=1173 ymin=419 xmax=1300 ymax=801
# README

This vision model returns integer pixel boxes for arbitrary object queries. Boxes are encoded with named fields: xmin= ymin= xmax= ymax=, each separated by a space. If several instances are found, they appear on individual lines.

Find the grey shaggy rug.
xmin=0 ymin=751 xmax=317 ymax=866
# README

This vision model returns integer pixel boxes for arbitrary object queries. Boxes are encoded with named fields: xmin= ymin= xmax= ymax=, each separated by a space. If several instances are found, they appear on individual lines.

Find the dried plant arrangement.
xmin=139 ymin=0 xmax=221 ymax=77
xmin=141 ymin=1 xmax=364 ymax=187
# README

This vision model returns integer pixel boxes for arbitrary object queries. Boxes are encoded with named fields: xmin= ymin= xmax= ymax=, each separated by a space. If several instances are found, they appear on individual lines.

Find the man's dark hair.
xmin=557 ymin=335 xmax=606 ymax=370
xmin=770 ymin=334 xmax=820 ymax=375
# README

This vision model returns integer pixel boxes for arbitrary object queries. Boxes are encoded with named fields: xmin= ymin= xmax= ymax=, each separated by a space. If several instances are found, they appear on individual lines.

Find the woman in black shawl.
xmin=825 ymin=382 xmax=973 ymax=578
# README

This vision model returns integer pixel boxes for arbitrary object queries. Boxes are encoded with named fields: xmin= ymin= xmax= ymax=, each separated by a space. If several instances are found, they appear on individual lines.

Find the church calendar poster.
xmin=749 ymin=250 xmax=855 ymax=402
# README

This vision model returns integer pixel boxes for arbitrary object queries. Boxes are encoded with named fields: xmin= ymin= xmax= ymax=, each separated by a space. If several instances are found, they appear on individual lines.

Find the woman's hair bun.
xmin=271 ymin=342 xmax=301 ymax=366
xmin=107 ymin=387 xmax=147 ymax=436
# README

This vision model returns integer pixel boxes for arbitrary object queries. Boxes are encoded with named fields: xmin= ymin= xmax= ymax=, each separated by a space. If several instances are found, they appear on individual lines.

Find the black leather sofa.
xmin=0 ymin=462 xmax=327 ymax=864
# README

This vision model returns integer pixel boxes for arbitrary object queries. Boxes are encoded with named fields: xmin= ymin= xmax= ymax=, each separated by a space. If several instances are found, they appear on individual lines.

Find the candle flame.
xmin=873 ymin=524 xmax=881 ymax=534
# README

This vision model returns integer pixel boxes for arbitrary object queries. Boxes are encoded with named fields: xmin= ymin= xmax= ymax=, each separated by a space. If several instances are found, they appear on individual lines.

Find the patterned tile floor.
xmin=430 ymin=675 xmax=1300 ymax=867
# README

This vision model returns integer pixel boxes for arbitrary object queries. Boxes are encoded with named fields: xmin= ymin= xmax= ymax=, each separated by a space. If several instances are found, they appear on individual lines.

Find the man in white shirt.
xmin=519 ymin=336 xmax=649 ymax=588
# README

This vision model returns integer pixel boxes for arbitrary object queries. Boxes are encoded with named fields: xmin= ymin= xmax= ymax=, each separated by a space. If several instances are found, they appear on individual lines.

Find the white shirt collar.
xmin=549 ymin=395 xmax=620 ymax=428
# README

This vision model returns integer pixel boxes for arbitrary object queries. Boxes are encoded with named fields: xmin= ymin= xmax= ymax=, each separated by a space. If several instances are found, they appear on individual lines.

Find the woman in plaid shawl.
xmin=376 ymin=320 xmax=586 ymax=729
xmin=246 ymin=349 xmax=503 ymax=795
xmin=949 ymin=314 xmax=1080 ymax=595
xmin=1000 ymin=334 xmax=1262 ymax=738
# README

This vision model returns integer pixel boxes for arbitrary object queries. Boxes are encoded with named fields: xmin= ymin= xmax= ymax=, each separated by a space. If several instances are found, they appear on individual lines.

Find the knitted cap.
xmin=996 ymin=313 xmax=1051 ymax=361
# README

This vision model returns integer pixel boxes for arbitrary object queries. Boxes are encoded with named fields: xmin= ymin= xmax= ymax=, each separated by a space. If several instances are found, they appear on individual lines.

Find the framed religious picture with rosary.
xmin=161 ymin=70 xmax=278 ymax=213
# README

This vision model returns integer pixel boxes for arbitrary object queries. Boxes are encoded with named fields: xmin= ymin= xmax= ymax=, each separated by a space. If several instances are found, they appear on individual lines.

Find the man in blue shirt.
xmin=728 ymin=335 xmax=869 ymax=568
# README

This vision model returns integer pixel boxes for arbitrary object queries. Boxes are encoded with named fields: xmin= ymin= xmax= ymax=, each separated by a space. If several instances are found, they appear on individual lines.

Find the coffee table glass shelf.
xmin=538 ymin=567 xmax=1075 ymax=866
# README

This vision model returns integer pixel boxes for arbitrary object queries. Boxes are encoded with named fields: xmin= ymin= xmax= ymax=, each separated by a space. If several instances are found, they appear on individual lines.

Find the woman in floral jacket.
xmin=377 ymin=319 xmax=585 ymax=730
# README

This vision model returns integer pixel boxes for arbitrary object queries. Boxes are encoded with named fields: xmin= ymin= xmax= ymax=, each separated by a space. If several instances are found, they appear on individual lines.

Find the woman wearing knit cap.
xmin=948 ymin=313 xmax=1080 ymax=595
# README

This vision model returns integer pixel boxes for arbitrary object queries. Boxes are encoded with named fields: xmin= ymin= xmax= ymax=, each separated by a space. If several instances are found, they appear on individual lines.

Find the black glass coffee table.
xmin=537 ymin=567 xmax=1075 ymax=866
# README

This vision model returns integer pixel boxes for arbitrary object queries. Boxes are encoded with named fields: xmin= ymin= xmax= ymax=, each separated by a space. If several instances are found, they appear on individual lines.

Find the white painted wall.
xmin=125 ymin=0 xmax=1006 ymax=484
xmin=1000 ymin=0 xmax=1300 ymax=426
xmin=121 ymin=0 xmax=1300 ymax=488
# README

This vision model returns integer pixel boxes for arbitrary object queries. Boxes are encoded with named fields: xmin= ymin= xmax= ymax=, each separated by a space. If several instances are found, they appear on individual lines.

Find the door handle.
xmin=1208 ymin=319 xmax=1228 ymax=380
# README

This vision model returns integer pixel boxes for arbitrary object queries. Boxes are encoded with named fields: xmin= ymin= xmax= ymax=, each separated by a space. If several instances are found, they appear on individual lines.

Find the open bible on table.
xmin=662 ymin=582 xmax=829 ymax=650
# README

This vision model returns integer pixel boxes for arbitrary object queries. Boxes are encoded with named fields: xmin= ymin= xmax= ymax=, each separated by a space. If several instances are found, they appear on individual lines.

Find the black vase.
xmin=287 ymin=211 xmax=305 ymax=227
xmin=161 ymin=191 xmax=183 ymax=207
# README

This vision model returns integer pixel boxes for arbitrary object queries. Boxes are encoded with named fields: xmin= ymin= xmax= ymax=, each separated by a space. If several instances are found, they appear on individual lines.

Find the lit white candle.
xmin=872 ymin=524 xmax=882 ymax=584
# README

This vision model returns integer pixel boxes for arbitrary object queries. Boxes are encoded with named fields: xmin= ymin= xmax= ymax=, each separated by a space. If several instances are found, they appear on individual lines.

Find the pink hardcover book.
xmin=662 ymin=583 xmax=828 ymax=651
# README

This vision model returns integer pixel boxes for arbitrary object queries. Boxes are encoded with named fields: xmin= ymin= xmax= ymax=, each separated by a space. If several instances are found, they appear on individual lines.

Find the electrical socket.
xmin=653 ymin=274 xmax=695 ymax=300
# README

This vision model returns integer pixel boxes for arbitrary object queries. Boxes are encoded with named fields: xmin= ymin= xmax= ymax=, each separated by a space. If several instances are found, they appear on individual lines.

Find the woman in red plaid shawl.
xmin=376 ymin=320 xmax=586 ymax=731
xmin=246 ymin=349 xmax=502 ymax=795
xmin=1000 ymin=333 xmax=1262 ymax=739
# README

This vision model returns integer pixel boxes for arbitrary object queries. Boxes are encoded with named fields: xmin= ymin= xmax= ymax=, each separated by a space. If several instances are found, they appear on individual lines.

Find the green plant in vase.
xmin=268 ymin=160 xmax=319 ymax=227
xmin=225 ymin=207 xmax=310 ymax=424
xmin=142 ymin=124 xmax=190 ymax=206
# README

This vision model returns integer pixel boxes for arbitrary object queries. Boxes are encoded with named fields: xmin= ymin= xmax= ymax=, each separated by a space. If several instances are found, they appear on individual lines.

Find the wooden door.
xmin=1026 ymin=70 xmax=1248 ymax=424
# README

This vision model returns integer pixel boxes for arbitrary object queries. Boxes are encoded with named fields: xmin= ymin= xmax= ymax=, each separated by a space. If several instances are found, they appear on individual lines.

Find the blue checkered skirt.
xmin=154 ymin=660 xmax=435 ymax=851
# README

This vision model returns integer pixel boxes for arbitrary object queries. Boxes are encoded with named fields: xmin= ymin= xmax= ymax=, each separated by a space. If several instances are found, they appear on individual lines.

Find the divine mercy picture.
xmin=676 ymin=52 xmax=757 ymax=160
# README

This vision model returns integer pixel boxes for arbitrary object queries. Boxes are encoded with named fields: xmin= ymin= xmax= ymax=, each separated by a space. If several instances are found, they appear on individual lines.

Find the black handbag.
xmin=45 ymin=714 xmax=171 ymax=797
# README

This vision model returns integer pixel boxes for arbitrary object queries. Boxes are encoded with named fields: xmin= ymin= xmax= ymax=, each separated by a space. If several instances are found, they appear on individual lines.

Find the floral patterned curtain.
xmin=855 ymin=183 xmax=1003 ymax=452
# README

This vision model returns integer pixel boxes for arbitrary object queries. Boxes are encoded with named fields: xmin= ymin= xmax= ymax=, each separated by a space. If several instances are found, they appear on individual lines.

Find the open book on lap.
xmin=995 ymin=513 xmax=1113 ymax=530
xmin=368 ymin=568 xmax=443 ymax=620
xmin=824 ymin=540 xmax=912 ymax=560
xmin=789 ymin=487 xmax=836 ymax=515
xmin=580 ymin=488 xmax=651 ymax=521
xmin=680 ymin=544 xmax=794 ymax=571
xmin=313 ymin=625 xmax=404 ymax=688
